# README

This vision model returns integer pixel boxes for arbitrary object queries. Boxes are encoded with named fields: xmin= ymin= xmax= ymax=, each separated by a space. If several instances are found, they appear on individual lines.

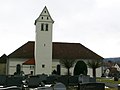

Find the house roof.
xmin=8 ymin=41 xmax=103 ymax=60
xmin=52 ymin=42 xmax=103 ymax=59
xmin=35 ymin=6 xmax=54 ymax=25
xmin=114 ymin=63 xmax=120 ymax=67
xmin=8 ymin=41 xmax=34 ymax=58
xmin=0 ymin=54 xmax=7 ymax=63
xmin=106 ymin=67 xmax=117 ymax=73
xmin=23 ymin=58 xmax=35 ymax=65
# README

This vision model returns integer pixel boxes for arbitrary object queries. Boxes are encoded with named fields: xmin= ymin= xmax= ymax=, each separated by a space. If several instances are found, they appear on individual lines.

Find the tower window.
xmin=30 ymin=71 xmax=33 ymax=75
xmin=44 ymin=44 xmax=46 ymax=46
xmin=45 ymin=24 xmax=48 ymax=31
xmin=47 ymin=17 xmax=49 ymax=20
xmin=41 ymin=17 xmax=43 ymax=19
xmin=30 ymin=66 xmax=34 ymax=69
xmin=41 ymin=23 xmax=44 ymax=31
xmin=42 ymin=64 xmax=45 ymax=68
xmin=44 ymin=11 xmax=46 ymax=13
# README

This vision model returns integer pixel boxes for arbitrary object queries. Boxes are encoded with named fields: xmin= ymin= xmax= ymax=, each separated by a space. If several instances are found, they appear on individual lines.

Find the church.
xmin=0 ymin=6 xmax=103 ymax=77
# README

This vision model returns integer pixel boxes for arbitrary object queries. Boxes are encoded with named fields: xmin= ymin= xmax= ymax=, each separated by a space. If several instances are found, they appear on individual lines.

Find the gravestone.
xmin=0 ymin=75 xmax=7 ymax=86
xmin=78 ymin=83 xmax=105 ymax=90
xmin=89 ymin=77 xmax=96 ymax=82
xmin=27 ymin=76 xmax=40 ymax=88
xmin=78 ymin=75 xmax=90 ymax=83
xmin=0 ymin=86 xmax=21 ymax=90
xmin=118 ymin=84 xmax=120 ymax=90
xmin=57 ymin=75 xmax=69 ymax=86
xmin=82 ymin=75 xmax=90 ymax=83
xmin=78 ymin=74 xmax=83 ymax=83
xmin=53 ymin=82 xmax=66 ymax=90
xmin=6 ymin=76 xmax=23 ymax=87
xmin=38 ymin=74 xmax=48 ymax=83
xmin=45 ymin=75 xmax=58 ymax=84
xmin=68 ymin=75 xmax=79 ymax=86
xmin=37 ymin=87 xmax=53 ymax=90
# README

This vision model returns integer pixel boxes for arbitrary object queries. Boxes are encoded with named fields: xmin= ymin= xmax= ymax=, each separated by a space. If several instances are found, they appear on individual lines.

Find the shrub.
xmin=73 ymin=60 xmax=87 ymax=75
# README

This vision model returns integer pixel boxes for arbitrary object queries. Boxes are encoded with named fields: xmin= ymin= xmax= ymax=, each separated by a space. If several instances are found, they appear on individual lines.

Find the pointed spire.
xmin=35 ymin=6 xmax=54 ymax=25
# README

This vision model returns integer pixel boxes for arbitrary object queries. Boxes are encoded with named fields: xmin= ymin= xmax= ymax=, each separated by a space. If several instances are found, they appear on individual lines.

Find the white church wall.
xmin=22 ymin=65 xmax=35 ymax=75
xmin=22 ymin=65 xmax=30 ymax=74
xmin=87 ymin=67 xmax=102 ymax=77
xmin=8 ymin=58 xmax=27 ymax=75
xmin=52 ymin=59 xmax=59 ymax=72
xmin=52 ymin=59 xmax=102 ymax=77
xmin=8 ymin=57 xmax=102 ymax=77
xmin=96 ymin=67 xmax=102 ymax=77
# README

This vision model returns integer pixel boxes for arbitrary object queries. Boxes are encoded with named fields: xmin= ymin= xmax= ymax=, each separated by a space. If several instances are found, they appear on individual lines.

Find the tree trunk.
xmin=67 ymin=68 xmax=70 ymax=75
xmin=93 ymin=68 xmax=96 ymax=77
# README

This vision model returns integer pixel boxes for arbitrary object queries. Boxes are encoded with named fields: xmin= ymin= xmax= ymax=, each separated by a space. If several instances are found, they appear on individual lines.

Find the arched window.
xmin=45 ymin=24 xmax=48 ymax=31
xmin=41 ymin=23 xmax=44 ymax=31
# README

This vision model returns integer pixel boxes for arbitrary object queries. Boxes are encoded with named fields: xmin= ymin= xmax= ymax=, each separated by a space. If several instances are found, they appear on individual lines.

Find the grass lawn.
xmin=68 ymin=86 xmax=118 ymax=90
xmin=97 ymin=77 xmax=120 ymax=90
xmin=97 ymin=77 xmax=120 ymax=84
xmin=105 ymin=88 xmax=117 ymax=90
xmin=67 ymin=77 xmax=120 ymax=90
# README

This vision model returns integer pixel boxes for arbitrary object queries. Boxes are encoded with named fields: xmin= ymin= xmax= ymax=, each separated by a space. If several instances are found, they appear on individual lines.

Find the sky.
xmin=0 ymin=0 xmax=120 ymax=58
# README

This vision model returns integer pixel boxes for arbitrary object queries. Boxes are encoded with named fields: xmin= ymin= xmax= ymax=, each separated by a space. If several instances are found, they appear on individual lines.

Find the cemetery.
xmin=0 ymin=74 xmax=120 ymax=90
xmin=0 ymin=74 xmax=106 ymax=90
xmin=0 ymin=57 xmax=116 ymax=90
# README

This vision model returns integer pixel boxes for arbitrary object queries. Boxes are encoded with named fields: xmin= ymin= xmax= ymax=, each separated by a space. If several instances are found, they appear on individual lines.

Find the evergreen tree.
xmin=74 ymin=60 xmax=87 ymax=75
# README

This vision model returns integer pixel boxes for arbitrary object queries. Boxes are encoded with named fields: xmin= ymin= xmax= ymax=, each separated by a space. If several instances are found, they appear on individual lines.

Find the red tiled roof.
xmin=8 ymin=41 xmax=103 ymax=60
xmin=23 ymin=58 xmax=35 ymax=65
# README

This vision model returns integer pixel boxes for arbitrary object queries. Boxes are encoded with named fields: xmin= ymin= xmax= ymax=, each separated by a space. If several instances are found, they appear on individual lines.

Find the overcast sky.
xmin=0 ymin=0 xmax=120 ymax=58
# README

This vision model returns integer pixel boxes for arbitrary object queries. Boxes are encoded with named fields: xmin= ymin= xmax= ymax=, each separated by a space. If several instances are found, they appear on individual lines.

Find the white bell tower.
xmin=35 ymin=6 xmax=54 ymax=75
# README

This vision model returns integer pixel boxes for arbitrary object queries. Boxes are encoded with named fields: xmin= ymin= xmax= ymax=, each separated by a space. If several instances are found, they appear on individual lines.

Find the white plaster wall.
xmin=35 ymin=21 xmax=53 ymax=75
xmin=8 ymin=58 xmax=28 ymax=75
xmin=52 ymin=59 xmax=68 ymax=75
xmin=23 ymin=65 xmax=35 ymax=75
xmin=96 ymin=67 xmax=102 ymax=77
xmin=22 ymin=65 xmax=30 ymax=74
xmin=35 ymin=7 xmax=54 ymax=75
xmin=8 ymin=57 xmax=102 ymax=77
xmin=52 ymin=59 xmax=59 ymax=71
xmin=88 ymin=67 xmax=102 ymax=77
xmin=52 ymin=59 xmax=102 ymax=77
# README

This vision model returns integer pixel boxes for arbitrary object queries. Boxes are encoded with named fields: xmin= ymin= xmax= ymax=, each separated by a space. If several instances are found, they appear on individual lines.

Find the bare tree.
xmin=60 ymin=59 xmax=75 ymax=75
xmin=87 ymin=59 xmax=102 ymax=77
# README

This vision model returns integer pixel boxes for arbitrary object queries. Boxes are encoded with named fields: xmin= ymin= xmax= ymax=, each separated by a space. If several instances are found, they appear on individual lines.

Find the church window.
xmin=30 ymin=71 xmax=33 ymax=75
xmin=44 ymin=44 xmax=46 ymax=46
xmin=47 ymin=17 xmax=49 ymax=20
xmin=42 ymin=64 xmax=45 ymax=68
xmin=30 ymin=66 xmax=34 ymax=70
xmin=41 ymin=17 xmax=43 ymax=19
xmin=45 ymin=24 xmax=48 ymax=31
xmin=41 ymin=23 xmax=44 ymax=31
xmin=44 ymin=11 xmax=46 ymax=13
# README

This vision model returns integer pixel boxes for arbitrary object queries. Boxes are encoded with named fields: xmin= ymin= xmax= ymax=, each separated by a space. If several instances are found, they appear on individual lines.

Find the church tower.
xmin=35 ymin=6 xmax=54 ymax=75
